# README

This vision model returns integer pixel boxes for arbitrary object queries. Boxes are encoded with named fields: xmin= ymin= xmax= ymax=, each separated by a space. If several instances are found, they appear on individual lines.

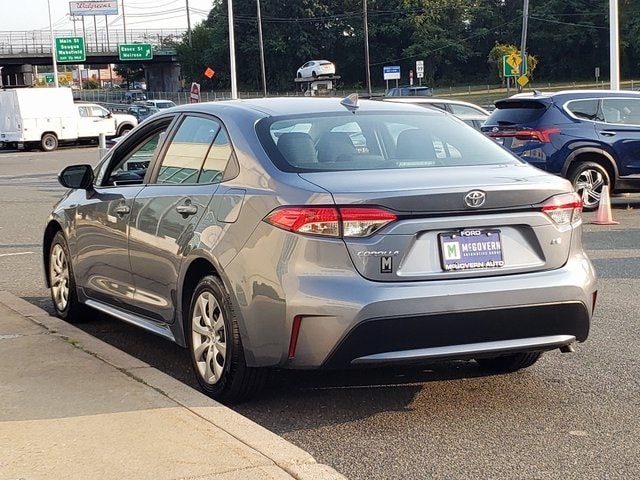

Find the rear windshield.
xmin=255 ymin=111 xmax=520 ymax=172
xmin=486 ymin=100 xmax=548 ymax=126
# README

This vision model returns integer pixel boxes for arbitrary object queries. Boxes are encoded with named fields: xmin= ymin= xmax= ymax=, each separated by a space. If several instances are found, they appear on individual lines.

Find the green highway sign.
xmin=55 ymin=37 xmax=85 ymax=63
xmin=44 ymin=74 xmax=55 ymax=83
xmin=118 ymin=43 xmax=153 ymax=61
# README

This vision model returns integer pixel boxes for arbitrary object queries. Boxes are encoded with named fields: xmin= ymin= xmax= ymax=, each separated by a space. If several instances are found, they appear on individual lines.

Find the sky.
xmin=0 ymin=0 xmax=212 ymax=32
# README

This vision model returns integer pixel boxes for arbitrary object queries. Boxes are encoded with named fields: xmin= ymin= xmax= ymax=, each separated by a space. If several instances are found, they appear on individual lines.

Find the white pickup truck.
xmin=0 ymin=87 xmax=137 ymax=151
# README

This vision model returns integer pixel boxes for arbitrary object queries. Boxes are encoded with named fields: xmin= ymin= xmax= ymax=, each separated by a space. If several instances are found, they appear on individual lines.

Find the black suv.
xmin=386 ymin=85 xmax=433 ymax=97
xmin=482 ymin=90 xmax=640 ymax=209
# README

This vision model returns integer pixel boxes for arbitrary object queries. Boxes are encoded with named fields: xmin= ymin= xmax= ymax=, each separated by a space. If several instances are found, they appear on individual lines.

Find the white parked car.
xmin=146 ymin=99 xmax=177 ymax=109
xmin=296 ymin=60 xmax=335 ymax=78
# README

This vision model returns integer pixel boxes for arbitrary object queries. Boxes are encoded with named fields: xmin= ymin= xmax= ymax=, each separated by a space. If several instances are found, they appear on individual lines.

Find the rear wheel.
xmin=568 ymin=161 xmax=610 ymax=211
xmin=187 ymin=275 xmax=267 ymax=403
xmin=476 ymin=351 xmax=542 ymax=372
xmin=117 ymin=125 xmax=133 ymax=136
xmin=41 ymin=133 xmax=58 ymax=152
xmin=48 ymin=231 xmax=85 ymax=322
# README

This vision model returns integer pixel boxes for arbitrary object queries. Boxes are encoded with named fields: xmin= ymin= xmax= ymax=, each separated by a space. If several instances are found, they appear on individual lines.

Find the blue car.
xmin=482 ymin=90 xmax=640 ymax=210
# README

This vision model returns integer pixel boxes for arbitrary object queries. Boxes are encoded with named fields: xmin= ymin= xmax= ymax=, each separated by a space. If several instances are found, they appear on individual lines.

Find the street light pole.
xmin=257 ymin=0 xmax=267 ymax=96
xmin=610 ymin=0 xmax=620 ymax=90
xmin=47 ymin=0 xmax=59 ymax=87
xmin=228 ymin=0 xmax=238 ymax=99
xmin=363 ymin=0 xmax=371 ymax=96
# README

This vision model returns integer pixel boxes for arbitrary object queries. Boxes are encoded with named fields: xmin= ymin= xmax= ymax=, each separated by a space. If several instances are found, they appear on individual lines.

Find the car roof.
xmin=506 ymin=89 xmax=640 ymax=102
xmin=169 ymin=97 xmax=440 ymax=118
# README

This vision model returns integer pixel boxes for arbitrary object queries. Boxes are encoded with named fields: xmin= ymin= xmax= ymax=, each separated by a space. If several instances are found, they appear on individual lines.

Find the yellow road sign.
xmin=507 ymin=54 xmax=522 ymax=69
xmin=517 ymin=75 xmax=529 ymax=87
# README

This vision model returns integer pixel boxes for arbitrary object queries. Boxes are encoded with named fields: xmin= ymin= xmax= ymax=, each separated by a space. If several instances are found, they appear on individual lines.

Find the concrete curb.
xmin=0 ymin=290 xmax=347 ymax=480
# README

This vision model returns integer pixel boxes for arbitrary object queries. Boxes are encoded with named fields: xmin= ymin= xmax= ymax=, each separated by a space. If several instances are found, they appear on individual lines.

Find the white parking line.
xmin=0 ymin=251 xmax=35 ymax=257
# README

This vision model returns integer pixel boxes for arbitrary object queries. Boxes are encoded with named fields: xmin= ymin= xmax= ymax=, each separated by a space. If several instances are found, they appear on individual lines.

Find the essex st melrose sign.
xmin=118 ymin=43 xmax=153 ymax=61
xmin=55 ymin=37 xmax=86 ymax=63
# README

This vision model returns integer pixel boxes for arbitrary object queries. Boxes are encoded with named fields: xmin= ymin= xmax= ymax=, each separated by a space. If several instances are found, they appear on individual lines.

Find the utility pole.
xmin=363 ymin=0 xmax=371 ymax=96
xmin=519 ymin=0 xmax=529 ymax=92
xmin=186 ymin=0 xmax=192 ymax=46
xmin=122 ymin=0 xmax=127 ymax=43
xmin=47 ymin=0 xmax=59 ymax=87
xmin=257 ymin=0 xmax=267 ymax=96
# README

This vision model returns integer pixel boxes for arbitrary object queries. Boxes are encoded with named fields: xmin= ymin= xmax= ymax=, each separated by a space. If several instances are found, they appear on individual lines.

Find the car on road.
xmin=146 ymin=99 xmax=177 ymax=109
xmin=386 ymin=85 xmax=434 ymax=97
xmin=76 ymin=102 xmax=138 ymax=137
xmin=44 ymin=97 xmax=596 ymax=403
xmin=296 ymin=60 xmax=335 ymax=78
xmin=382 ymin=97 xmax=490 ymax=129
xmin=481 ymin=90 xmax=640 ymax=210
xmin=128 ymin=104 xmax=160 ymax=123
xmin=122 ymin=89 xmax=147 ymax=103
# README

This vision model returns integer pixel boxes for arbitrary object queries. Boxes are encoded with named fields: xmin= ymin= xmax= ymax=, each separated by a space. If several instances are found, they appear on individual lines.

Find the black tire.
xmin=568 ymin=161 xmax=610 ymax=211
xmin=187 ymin=275 xmax=267 ymax=403
xmin=117 ymin=125 xmax=133 ymax=136
xmin=297 ymin=72 xmax=302 ymax=78
xmin=48 ymin=231 xmax=86 ymax=322
xmin=41 ymin=133 xmax=59 ymax=152
xmin=311 ymin=71 xmax=318 ymax=78
xmin=476 ymin=351 xmax=542 ymax=372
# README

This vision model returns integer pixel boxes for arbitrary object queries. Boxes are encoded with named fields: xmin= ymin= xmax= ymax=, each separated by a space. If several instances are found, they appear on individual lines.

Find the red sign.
xmin=204 ymin=67 xmax=215 ymax=79
xmin=190 ymin=82 xmax=201 ymax=103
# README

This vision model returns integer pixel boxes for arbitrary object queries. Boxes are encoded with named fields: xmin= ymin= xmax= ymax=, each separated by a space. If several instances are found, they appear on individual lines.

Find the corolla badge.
xmin=492 ymin=127 xmax=499 ymax=133
xmin=464 ymin=190 xmax=486 ymax=208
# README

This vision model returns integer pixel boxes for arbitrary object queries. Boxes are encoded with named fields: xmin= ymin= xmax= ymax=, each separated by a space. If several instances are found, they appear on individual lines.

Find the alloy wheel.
xmin=191 ymin=291 xmax=227 ymax=385
xmin=574 ymin=168 xmax=605 ymax=209
xmin=50 ymin=243 xmax=69 ymax=312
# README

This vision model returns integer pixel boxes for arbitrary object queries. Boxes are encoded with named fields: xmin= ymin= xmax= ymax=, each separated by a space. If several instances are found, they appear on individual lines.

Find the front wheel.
xmin=187 ymin=275 xmax=267 ymax=403
xmin=41 ymin=133 xmax=59 ymax=152
xmin=48 ymin=231 xmax=85 ymax=322
xmin=568 ymin=161 xmax=610 ymax=211
xmin=476 ymin=351 xmax=542 ymax=372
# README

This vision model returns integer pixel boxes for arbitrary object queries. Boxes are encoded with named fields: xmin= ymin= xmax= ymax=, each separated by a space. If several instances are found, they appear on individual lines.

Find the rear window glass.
xmin=487 ymin=100 xmax=547 ymax=125
xmin=256 ymin=112 xmax=519 ymax=172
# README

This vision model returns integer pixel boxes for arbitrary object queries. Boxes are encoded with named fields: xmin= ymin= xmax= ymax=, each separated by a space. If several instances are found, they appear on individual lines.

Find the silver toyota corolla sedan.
xmin=43 ymin=96 xmax=597 ymax=403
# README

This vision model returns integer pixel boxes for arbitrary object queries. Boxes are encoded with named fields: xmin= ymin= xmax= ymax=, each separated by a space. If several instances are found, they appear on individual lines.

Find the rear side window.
xmin=487 ymin=100 xmax=547 ymax=125
xmin=565 ymin=99 xmax=602 ymax=121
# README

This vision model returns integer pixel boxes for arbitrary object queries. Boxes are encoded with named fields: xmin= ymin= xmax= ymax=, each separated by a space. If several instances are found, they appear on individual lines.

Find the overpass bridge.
xmin=0 ymin=29 xmax=185 ymax=91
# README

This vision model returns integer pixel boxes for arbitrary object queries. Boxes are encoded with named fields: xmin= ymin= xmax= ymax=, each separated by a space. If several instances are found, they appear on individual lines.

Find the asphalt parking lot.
xmin=1 ymin=147 xmax=639 ymax=479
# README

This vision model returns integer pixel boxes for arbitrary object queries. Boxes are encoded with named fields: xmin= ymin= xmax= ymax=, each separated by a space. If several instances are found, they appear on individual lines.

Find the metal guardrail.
xmin=0 ymin=29 xmax=184 ymax=56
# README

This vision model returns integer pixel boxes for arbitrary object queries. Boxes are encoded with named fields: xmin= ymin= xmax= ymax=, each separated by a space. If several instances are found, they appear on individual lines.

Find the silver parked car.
xmin=43 ymin=97 xmax=597 ymax=403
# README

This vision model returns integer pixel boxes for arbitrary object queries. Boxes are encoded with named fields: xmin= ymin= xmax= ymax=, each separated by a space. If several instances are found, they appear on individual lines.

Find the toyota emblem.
xmin=464 ymin=190 xmax=486 ymax=208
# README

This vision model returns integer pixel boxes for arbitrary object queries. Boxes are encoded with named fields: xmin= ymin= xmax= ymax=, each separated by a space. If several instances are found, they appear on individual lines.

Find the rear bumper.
xmin=322 ymin=302 xmax=588 ymax=368
xmin=236 ymin=246 xmax=596 ymax=369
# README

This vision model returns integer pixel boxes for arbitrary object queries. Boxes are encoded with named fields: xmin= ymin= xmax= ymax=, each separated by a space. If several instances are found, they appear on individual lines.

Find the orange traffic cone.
xmin=592 ymin=185 xmax=619 ymax=225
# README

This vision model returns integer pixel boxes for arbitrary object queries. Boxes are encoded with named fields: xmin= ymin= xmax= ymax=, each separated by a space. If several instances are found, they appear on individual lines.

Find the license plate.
xmin=439 ymin=230 xmax=504 ymax=271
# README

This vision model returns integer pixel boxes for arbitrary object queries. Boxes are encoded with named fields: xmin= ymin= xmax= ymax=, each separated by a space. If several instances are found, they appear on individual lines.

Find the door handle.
xmin=600 ymin=131 xmax=617 ymax=136
xmin=176 ymin=203 xmax=198 ymax=217
xmin=114 ymin=204 xmax=130 ymax=215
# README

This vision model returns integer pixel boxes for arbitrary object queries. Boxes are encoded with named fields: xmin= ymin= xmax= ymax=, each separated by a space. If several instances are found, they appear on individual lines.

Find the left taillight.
xmin=541 ymin=192 xmax=583 ymax=226
xmin=263 ymin=206 xmax=397 ymax=238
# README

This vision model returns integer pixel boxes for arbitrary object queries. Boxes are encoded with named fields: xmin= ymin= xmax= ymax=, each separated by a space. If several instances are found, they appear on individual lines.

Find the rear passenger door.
xmin=594 ymin=97 xmax=640 ymax=176
xmin=128 ymin=114 xmax=235 ymax=324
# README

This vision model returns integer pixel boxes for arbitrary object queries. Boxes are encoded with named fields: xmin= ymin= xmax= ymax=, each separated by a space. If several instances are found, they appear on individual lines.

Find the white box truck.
xmin=0 ymin=88 xmax=137 ymax=152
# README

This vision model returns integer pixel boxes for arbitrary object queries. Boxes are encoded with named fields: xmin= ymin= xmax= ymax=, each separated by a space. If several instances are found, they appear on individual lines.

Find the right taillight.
xmin=541 ymin=192 xmax=583 ymax=226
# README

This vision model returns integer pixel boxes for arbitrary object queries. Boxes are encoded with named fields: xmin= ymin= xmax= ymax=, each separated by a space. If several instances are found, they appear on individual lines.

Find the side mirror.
xmin=58 ymin=164 xmax=94 ymax=190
